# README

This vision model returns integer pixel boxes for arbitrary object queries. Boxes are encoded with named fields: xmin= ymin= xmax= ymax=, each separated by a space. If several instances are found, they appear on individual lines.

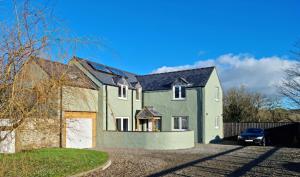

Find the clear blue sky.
xmin=2 ymin=0 xmax=300 ymax=74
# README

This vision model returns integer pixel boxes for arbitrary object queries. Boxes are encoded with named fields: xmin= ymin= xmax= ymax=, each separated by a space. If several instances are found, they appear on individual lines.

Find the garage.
xmin=64 ymin=112 xmax=96 ymax=149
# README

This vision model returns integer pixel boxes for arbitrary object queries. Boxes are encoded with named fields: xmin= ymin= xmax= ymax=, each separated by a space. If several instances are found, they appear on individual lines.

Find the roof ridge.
xmin=137 ymin=66 xmax=215 ymax=77
xmin=35 ymin=57 xmax=68 ymax=66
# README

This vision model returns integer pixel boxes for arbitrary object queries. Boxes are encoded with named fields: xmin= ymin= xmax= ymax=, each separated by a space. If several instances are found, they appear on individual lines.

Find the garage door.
xmin=64 ymin=112 xmax=96 ymax=149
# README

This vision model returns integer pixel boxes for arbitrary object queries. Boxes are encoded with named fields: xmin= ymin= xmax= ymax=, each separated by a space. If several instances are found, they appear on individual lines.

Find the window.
xmin=215 ymin=116 xmax=220 ymax=129
xmin=173 ymin=85 xmax=186 ymax=100
xmin=215 ymin=87 xmax=220 ymax=101
xmin=173 ymin=116 xmax=188 ymax=130
xmin=118 ymin=85 xmax=127 ymax=99
xmin=116 ymin=117 xmax=129 ymax=131
xmin=136 ymin=88 xmax=141 ymax=101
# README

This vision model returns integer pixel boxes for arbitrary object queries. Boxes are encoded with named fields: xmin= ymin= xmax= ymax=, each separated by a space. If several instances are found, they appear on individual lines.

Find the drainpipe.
xmin=59 ymin=86 xmax=63 ymax=148
xmin=131 ymin=89 xmax=134 ymax=131
xmin=105 ymin=85 xmax=108 ymax=131
xmin=202 ymin=87 xmax=206 ymax=144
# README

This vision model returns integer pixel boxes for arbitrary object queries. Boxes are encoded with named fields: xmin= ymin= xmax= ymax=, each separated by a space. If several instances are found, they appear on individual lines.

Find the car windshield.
xmin=245 ymin=128 xmax=263 ymax=133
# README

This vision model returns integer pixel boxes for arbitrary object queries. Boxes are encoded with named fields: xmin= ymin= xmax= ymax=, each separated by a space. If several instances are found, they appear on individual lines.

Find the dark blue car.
xmin=238 ymin=128 xmax=268 ymax=146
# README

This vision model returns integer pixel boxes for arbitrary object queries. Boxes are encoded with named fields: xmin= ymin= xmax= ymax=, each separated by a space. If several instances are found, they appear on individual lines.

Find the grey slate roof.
xmin=73 ymin=57 xmax=139 ymax=89
xmin=34 ymin=58 xmax=97 ymax=89
xmin=73 ymin=56 xmax=214 ymax=91
xmin=136 ymin=67 xmax=214 ymax=91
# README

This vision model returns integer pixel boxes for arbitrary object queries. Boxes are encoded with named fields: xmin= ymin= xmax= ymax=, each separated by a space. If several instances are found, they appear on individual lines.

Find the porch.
xmin=135 ymin=106 xmax=162 ymax=132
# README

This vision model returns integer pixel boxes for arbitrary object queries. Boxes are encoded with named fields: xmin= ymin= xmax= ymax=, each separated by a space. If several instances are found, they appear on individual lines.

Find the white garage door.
xmin=66 ymin=118 xmax=93 ymax=149
xmin=0 ymin=131 xmax=15 ymax=153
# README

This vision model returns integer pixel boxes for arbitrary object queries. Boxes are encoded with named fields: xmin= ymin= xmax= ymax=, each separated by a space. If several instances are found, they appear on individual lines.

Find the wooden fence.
xmin=223 ymin=122 xmax=293 ymax=138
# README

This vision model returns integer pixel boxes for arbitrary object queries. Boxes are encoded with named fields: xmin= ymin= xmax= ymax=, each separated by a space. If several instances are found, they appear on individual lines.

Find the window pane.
xmin=181 ymin=87 xmax=186 ymax=98
xmin=123 ymin=86 xmax=126 ymax=98
xmin=123 ymin=119 xmax=128 ymax=131
xmin=118 ymin=86 xmax=122 ymax=97
xmin=116 ymin=119 xmax=122 ymax=131
xmin=181 ymin=117 xmax=188 ymax=129
xmin=215 ymin=116 xmax=219 ymax=128
xmin=156 ymin=119 xmax=161 ymax=131
xmin=174 ymin=117 xmax=179 ymax=129
xmin=215 ymin=87 xmax=219 ymax=100
xmin=175 ymin=86 xmax=180 ymax=98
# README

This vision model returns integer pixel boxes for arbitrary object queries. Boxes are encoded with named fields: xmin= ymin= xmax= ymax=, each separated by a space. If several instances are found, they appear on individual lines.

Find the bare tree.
xmin=0 ymin=0 xmax=51 ymax=142
xmin=223 ymin=86 xmax=265 ymax=122
xmin=280 ymin=63 xmax=300 ymax=108
xmin=0 ymin=0 xmax=92 ymax=150
xmin=279 ymin=40 xmax=300 ymax=108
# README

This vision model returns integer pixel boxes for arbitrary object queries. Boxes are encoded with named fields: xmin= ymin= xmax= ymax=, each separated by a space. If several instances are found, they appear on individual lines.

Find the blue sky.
xmin=1 ymin=0 xmax=300 ymax=97
xmin=51 ymin=0 xmax=300 ymax=74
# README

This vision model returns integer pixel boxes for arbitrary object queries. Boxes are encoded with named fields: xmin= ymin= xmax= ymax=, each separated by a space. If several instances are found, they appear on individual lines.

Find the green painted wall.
xmin=202 ymin=68 xmax=223 ymax=144
xmin=99 ymin=130 xmax=194 ymax=150
xmin=99 ymin=85 xmax=142 ymax=132
xmin=143 ymin=88 xmax=202 ymax=142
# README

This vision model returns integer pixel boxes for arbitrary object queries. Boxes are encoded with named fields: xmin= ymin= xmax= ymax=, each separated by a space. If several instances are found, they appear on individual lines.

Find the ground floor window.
xmin=155 ymin=119 xmax=161 ymax=131
xmin=215 ymin=116 xmax=220 ymax=129
xmin=173 ymin=116 xmax=188 ymax=130
xmin=116 ymin=117 xmax=129 ymax=131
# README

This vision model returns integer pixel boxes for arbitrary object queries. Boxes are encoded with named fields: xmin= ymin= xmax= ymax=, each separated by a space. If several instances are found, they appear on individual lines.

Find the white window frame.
xmin=215 ymin=116 xmax=220 ymax=129
xmin=118 ymin=85 xmax=128 ymax=100
xmin=215 ymin=86 xmax=220 ymax=101
xmin=172 ymin=116 xmax=188 ymax=131
xmin=116 ymin=117 xmax=129 ymax=131
xmin=172 ymin=85 xmax=186 ymax=100
xmin=136 ymin=88 xmax=142 ymax=101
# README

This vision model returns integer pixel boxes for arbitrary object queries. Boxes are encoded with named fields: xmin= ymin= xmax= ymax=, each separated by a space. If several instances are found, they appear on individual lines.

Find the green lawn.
xmin=0 ymin=148 xmax=108 ymax=177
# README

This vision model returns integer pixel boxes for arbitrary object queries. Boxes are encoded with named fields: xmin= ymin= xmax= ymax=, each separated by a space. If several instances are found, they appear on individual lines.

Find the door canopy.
xmin=136 ymin=106 xmax=162 ymax=120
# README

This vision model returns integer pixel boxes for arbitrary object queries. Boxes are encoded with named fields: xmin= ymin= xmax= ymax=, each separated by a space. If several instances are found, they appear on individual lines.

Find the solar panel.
xmin=88 ymin=62 xmax=112 ymax=74
xmin=108 ymin=67 xmax=127 ymax=78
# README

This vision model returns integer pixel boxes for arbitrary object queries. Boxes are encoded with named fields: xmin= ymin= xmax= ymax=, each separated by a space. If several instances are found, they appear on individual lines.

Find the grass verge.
xmin=0 ymin=148 xmax=108 ymax=177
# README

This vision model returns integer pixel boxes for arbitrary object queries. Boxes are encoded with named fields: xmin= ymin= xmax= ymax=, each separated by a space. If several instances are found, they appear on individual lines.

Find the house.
xmin=0 ymin=56 xmax=223 ymax=152
xmin=70 ymin=56 xmax=223 ymax=148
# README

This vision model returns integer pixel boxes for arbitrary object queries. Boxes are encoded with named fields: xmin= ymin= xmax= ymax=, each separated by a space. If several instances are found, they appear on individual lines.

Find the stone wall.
xmin=15 ymin=117 xmax=60 ymax=151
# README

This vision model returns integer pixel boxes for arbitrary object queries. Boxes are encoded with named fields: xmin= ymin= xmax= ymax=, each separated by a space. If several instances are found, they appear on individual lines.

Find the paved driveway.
xmin=87 ymin=144 xmax=300 ymax=177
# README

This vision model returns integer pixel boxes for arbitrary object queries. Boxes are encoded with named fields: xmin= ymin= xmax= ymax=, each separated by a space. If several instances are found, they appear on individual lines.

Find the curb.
xmin=69 ymin=159 xmax=111 ymax=177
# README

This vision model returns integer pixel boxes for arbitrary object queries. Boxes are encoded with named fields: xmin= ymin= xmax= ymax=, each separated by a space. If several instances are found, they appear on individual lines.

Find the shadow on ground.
xmin=283 ymin=162 xmax=300 ymax=173
xmin=146 ymin=146 xmax=299 ymax=177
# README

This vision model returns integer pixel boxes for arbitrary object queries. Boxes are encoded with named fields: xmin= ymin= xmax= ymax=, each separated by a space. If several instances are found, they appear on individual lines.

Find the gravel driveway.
xmin=86 ymin=144 xmax=300 ymax=177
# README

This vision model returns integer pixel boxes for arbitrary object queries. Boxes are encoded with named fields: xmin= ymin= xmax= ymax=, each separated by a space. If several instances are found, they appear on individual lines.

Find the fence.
xmin=224 ymin=122 xmax=295 ymax=138
xmin=223 ymin=122 xmax=300 ymax=147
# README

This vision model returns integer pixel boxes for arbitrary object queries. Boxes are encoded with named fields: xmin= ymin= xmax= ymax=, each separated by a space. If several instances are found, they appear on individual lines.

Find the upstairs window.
xmin=136 ymin=88 xmax=141 ymax=101
xmin=118 ymin=85 xmax=127 ymax=99
xmin=215 ymin=116 xmax=220 ymax=129
xmin=173 ymin=85 xmax=186 ymax=100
